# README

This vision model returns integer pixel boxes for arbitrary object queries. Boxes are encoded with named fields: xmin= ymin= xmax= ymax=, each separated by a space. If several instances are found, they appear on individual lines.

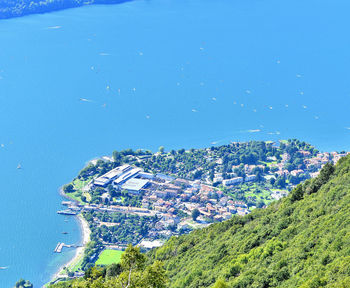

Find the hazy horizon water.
xmin=2 ymin=0 xmax=350 ymax=286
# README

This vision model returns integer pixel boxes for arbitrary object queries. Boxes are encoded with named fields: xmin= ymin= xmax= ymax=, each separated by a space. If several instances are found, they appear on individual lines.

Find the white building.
xmin=139 ymin=240 xmax=163 ymax=249
xmin=245 ymin=175 xmax=257 ymax=182
xmin=121 ymin=178 xmax=149 ymax=194
xmin=223 ymin=177 xmax=243 ymax=186
xmin=94 ymin=165 xmax=132 ymax=187
xmin=113 ymin=167 xmax=142 ymax=186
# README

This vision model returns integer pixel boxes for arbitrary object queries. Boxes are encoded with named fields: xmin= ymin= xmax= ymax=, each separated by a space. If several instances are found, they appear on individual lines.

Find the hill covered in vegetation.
xmin=148 ymin=156 xmax=350 ymax=288
xmin=0 ymin=0 xmax=130 ymax=19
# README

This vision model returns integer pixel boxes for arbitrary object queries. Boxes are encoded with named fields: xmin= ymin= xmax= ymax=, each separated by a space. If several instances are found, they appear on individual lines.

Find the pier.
xmin=54 ymin=242 xmax=79 ymax=253
xmin=54 ymin=242 xmax=64 ymax=253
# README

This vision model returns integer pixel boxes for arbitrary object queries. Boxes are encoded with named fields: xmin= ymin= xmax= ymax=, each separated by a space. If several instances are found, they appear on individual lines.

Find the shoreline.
xmin=48 ymin=213 xmax=91 ymax=286
xmin=0 ymin=0 xmax=132 ymax=20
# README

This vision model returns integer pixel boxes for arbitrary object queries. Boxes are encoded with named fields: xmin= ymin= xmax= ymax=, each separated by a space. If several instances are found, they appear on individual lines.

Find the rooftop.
xmin=121 ymin=178 xmax=149 ymax=191
xmin=94 ymin=164 xmax=132 ymax=186
xmin=114 ymin=167 xmax=141 ymax=185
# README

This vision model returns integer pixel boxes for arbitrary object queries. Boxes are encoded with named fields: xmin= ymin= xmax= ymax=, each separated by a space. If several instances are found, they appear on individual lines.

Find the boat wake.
xmin=47 ymin=26 xmax=62 ymax=29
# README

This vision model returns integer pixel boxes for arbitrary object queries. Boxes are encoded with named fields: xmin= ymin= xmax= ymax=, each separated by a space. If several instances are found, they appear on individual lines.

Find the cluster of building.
xmin=82 ymin=164 xmax=252 ymax=245
xmin=76 ymin=149 xmax=349 ymax=248
xmin=270 ymin=190 xmax=289 ymax=200
xmin=136 ymin=182 xmax=250 ymax=244
xmin=211 ymin=151 xmax=349 ymax=188
xmin=270 ymin=151 xmax=349 ymax=179
xmin=305 ymin=152 xmax=349 ymax=177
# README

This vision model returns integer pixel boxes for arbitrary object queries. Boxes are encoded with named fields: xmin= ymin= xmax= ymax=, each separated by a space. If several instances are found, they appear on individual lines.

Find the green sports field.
xmin=95 ymin=249 xmax=123 ymax=266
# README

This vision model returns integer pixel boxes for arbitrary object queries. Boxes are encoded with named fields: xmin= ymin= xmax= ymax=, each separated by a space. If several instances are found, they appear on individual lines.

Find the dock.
xmin=54 ymin=242 xmax=78 ymax=253
xmin=54 ymin=242 xmax=64 ymax=253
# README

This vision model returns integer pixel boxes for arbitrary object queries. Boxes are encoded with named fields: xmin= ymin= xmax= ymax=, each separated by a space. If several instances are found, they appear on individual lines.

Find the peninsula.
xmin=47 ymin=145 xmax=350 ymax=288
xmin=49 ymin=139 xmax=348 ymax=285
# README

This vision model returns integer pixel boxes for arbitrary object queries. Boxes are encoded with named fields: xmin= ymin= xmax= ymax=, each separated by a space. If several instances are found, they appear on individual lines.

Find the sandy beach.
xmin=65 ymin=214 xmax=91 ymax=269
xmin=49 ymin=214 xmax=91 ymax=285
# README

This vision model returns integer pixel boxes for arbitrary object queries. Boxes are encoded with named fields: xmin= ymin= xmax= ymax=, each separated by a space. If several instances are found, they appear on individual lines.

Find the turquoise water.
xmin=1 ymin=0 xmax=350 ymax=286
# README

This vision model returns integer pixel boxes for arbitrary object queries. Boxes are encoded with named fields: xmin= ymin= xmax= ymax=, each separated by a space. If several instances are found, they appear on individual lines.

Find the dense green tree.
xmin=142 ymin=261 xmax=167 ymax=288
xmin=275 ymin=175 xmax=286 ymax=188
xmin=191 ymin=209 xmax=200 ymax=221
xmin=15 ymin=279 xmax=33 ymax=288
xmin=63 ymin=183 xmax=75 ymax=193
xmin=121 ymin=244 xmax=146 ymax=272
xmin=212 ymin=279 xmax=228 ymax=288
xmin=106 ymin=263 xmax=122 ymax=278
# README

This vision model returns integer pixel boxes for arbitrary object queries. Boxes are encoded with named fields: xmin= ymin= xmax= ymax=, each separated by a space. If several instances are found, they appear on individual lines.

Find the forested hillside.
xmin=149 ymin=157 xmax=350 ymax=288
xmin=0 ymin=0 xmax=130 ymax=19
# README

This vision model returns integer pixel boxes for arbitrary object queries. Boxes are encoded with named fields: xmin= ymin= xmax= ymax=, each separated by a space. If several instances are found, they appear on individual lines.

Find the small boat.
xmin=47 ymin=26 xmax=61 ymax=30
xmin=17 ymin=164 xmax=21 ymax=169
xmin=64 ymin=219 xmax=69 ymax=222
xmin=0 ymin=267 xmax=8 ymax=270
xmin=79 ymin=98 xmax=91 ymax=102
xmin=62 ymin=232 xmax=68 ymax=235
xmin=57 ymin=209 xmax=77 ymax=216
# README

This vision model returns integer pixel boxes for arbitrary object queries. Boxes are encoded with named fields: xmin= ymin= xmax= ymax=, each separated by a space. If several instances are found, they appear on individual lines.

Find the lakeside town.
xmin=55 ymin=139 xmax=348 ymax=280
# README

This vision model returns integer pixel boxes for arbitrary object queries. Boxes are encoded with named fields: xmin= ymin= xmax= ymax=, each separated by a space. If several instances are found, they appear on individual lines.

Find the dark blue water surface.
xmin=1 ymin=0 xmax=350 ymax=286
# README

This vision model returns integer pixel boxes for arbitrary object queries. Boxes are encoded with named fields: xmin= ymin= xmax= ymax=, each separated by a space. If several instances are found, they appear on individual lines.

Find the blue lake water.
xmin=1 ymin=0 xmax=350 ymax=286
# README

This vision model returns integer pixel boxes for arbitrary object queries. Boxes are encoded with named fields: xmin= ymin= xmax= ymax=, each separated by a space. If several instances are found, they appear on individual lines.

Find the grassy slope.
xmin=149 ymin=156 xmax=350 ymax=288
